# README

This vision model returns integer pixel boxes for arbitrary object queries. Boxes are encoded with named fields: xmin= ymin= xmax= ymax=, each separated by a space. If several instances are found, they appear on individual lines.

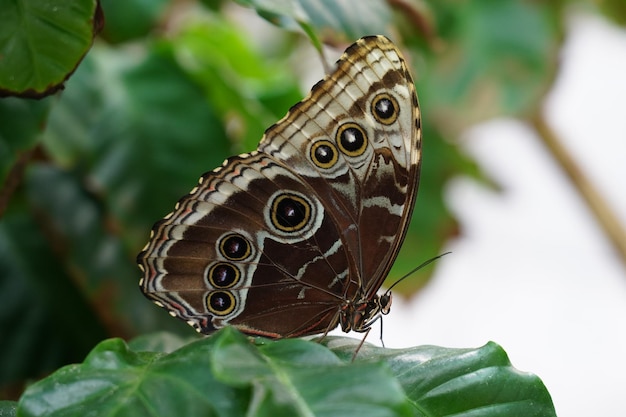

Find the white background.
xmin=332 ymin=13 xmax=626 ymax=416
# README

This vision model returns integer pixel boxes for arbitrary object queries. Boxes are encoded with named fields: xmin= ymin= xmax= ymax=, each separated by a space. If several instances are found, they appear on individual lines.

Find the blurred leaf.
xmin=17 ymin=328 xmax=555 ymax=417
xmin=418 ymin=0 xmax=562 ymax=132
xmin=235 ymin=0 xmax=392 ymax=42
xmin=23 ymin=164 xmax=190 ymax=336
xmin=598 ymin=0 xmax=626 ymax=25
xmin=0 ymin=0 xmax=102 ymax=97
xmin=0 ymin=98 xmax=50 ymax=188
xmin=171 ymin=17 xmax=303 ymax=151
xmin=42 ymin=41 xmax=231 ymax=244
xmin=99 ymin=0 xmax=170 ymax=43
xmin=0 ymin=191 xmax=108 ymax=386
xmin=0 ymin=401 xmax=17 ymax=416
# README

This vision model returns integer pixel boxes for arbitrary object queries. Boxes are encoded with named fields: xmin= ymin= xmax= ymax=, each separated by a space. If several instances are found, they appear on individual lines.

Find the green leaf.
xmin=327 ymin=338 xmax=557 ymax=417
xmin=0 ymin=401 xmax=17 ymax=416
xmin=170 ymin=17 xmax=303 ymax=152
xmin=212 ymin=330 xmax=412 ymax=417
xmin=18 ymin=337 xmax=246 ymax=417
xmin=0 ymin=0 xmax=102 ymax=97
xmin=17 ymin=329 xmax=555 ymax=417
xmin=99 ymin=0 xmax=170 ymax=43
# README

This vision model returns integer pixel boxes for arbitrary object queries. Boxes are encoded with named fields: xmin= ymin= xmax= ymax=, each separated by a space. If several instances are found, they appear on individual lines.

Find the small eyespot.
xmin=372 ymin=93 xmax=399 ymax=125
xmin=207 ymin=262 xmax=240 ymax=288
xmin=219 ymin=233 xmax=251 ymax=261
xmin=310 ymin=140 xmax=338 ymax=169
xmin=206 ymin=291 xmax=236 ymax=316
xmin=270 ymin=193 xmax=311 ymax=232
xmin=336 ymin=123 xmax=367 ymax=157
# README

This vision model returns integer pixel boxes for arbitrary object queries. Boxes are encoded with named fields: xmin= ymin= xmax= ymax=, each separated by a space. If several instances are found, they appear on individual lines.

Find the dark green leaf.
xmin=0 ymin=192 xmax=108 ymax=386
xmin=99 ymin=0 xmax=169 ymax=43
xmin=0 ymin=98 xmax=50 ymax=188
xmin=0 ymin=0 xmax=101 ymax=97
xmin=22 ymin=164 xmax=189 ymax=336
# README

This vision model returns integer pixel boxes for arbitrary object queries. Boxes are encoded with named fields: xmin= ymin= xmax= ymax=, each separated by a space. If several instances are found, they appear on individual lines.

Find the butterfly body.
xmin=138 ymin=35 xmax=421 ymax=338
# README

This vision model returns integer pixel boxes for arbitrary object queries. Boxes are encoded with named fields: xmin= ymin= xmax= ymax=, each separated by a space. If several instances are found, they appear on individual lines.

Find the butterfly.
xmin=137 ymin=35 xmax=421 ymax=339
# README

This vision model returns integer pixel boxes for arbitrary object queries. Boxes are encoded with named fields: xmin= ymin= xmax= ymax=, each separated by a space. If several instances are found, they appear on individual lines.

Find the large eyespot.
xmin=336 ymin=123 xmax=367 ymax=157
xmin=270 ymin=192 xmax=311 ymax=233
xmin=206 ymin=262 xmax=240 ymax=289
xmin=206 ymin=291 xmax=236 ymax=316
xmin=310 ymin=140 xmax=338 ymax=169
xmin=372 ymin=93 xmax=399 ymax=125
xmin=219 ymin=233 xmax=251 ymax=261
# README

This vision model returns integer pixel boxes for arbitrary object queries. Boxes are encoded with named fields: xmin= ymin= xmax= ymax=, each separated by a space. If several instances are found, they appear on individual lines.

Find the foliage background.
xmin=1 ymin=0 xmax=624 ymax=413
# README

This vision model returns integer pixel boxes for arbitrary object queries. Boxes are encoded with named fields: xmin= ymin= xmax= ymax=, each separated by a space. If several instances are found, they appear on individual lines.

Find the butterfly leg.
xmin=352 ymin=327 xmax=372 ymax=361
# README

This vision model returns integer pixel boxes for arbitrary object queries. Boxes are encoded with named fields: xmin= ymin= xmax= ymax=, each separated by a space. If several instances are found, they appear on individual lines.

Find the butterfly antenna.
xmin=385 ymin=252 xmax=452 ymax=294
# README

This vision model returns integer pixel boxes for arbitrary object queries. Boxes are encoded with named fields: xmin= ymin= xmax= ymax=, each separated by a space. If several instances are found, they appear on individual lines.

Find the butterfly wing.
xmin=258 ymin=36 xmax=421 ymax=299
xmin=138 ymin=35 xmax=421 ymax=337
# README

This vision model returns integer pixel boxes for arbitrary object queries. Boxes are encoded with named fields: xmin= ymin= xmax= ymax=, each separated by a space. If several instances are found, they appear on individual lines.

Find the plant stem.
xmin=531 ymin=111 xmax=626 ymax=269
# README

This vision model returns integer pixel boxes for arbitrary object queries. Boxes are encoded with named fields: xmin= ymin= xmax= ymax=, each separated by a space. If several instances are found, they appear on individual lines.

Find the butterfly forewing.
xmin=138 ymin=35 xmax=421 ymax=338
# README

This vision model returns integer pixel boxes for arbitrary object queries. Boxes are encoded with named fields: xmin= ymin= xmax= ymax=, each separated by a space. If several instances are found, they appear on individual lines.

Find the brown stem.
xmin=530 ymin=112 xmax=626 ymax=267
xmin=0 ymin=146 xmax=39 ymax=218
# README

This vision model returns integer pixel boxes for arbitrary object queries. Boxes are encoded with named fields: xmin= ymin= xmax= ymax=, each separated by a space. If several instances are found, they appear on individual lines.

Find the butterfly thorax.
xmin=339 ymin=292 xmax=392 ymax=333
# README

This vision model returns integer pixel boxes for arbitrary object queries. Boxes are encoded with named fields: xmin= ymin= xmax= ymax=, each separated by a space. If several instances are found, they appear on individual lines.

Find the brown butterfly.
xmin=137 ymin=35 xmax=421 ymax=340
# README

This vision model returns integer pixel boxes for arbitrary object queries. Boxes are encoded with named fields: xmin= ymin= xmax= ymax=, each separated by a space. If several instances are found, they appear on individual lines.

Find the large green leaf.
xmin=0 ymin=0 xmax=102 ymax=97
xmin=17 ymin=328 xmax=555 ymax=417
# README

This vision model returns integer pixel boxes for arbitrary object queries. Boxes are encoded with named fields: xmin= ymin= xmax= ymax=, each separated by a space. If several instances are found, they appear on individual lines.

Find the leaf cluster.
xmin=3 ymin=328 xmax=555 ymax=416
